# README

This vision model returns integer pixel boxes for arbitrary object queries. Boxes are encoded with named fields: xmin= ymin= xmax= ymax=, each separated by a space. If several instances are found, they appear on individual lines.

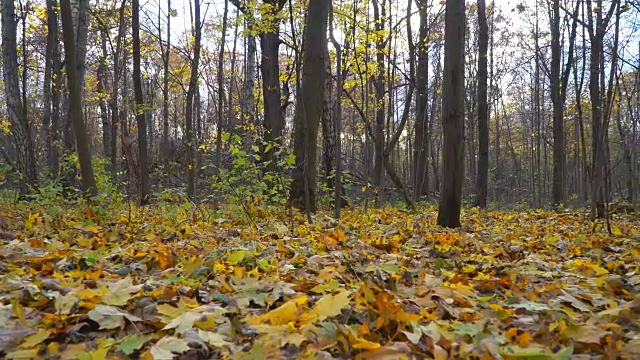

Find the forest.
xmin=0 ymin=0 xmax=638 ymax=358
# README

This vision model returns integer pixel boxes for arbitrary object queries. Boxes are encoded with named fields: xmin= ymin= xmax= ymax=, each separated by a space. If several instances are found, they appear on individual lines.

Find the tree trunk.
xmin=162 ymin=0 xmax=171 ymax=160
xmin=51 ymin=1 xmax=62 ymax=178
xmin=215 ymin=0 xmax=229 ymax=185
xmin=98 ymin=32 xmax=110 ymax=161
xmin=587 ymin=0 xmax=618 ymax=219
xmin=414 ymin=0 xmax=430 ymax=201
xmin=185 ymin=0 xmax=201 ymax=200
xmin=2 ymin=0 xmax=37 ymax=191
xmin=321 ymin=47 xmax=335 ymax=190
xmin=43 ymin=0 xmax=58 ymax=176
xmin=60 ymin=0 xmax=97 ymax=197
xmin=372 ymin=0 xmax=386 ymax=207
xmin=132 ymin=0 xmax=150 ymax=204
xmin=260 ymin=0 xmax=286 ymax=166
xmin=329 ymin=4 xmax=344 ymax=219
xmin=291 ymin=0 xmax=330 ymax=212
xmin=475 ymin=0 xmax=489 ymax=208
xmin=437 ymin=0 xmax=466 ymax=228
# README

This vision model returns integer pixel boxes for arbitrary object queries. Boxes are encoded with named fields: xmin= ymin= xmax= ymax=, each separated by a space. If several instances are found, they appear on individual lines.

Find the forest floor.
xmin=0 ymin=201 xmax=638 ymax=359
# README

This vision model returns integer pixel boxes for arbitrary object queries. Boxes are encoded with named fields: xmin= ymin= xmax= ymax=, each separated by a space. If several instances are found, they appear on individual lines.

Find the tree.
xmin=185 ymin=0 xmax=201 ymax=200
xmin=475 ymin=0 xmax=489 ymax=208
xmin=161 ymin=0 xmax=172 ymax=159
xmin=43 ymin=0 xmax=60 ymax=176
xmin=372 ymin=0 xmax=386 ymax=206
xmin=550 ymin=0 xmax=579 ymax=208
xmin=550 ymin=0 xmax=563 ymax=207
xmin=437 ymin=0 xmax=465 ymax=228
xmin=586 ymin=0 xmax=619 ymax=219
xmin=414 ymin=0 xmax=430 ymax=201
xmin=109 ymin=0 xmax=127 ymax=180
xmin=60 ymin=0 xmax=97 ymax=197
xmin=329 ymin=4 xmax=344 ymax=219
xmin=291 ymin=0 xmax=330 ymax=212
xmin=2 ymin=0 xmax=38 ymax=191
xmin=260 ymin=0 xmax=287 ymax=165
xmin=216 ymin=0 xmax=229 ymax=183
xmin=133 ymin=0 xmax=150 ymax=204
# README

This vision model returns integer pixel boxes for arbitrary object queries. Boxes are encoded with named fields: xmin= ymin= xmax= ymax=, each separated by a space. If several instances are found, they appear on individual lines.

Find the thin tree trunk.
xmin=185 ymin=0 xmax=201 ymax=200
xmin=414 ymin=0 xmax=430 ymax=201
xmin=215 ymin=0 xmax=229 ymax=184
xmin=132 ymin=0 xmax=150 ymax=204
xmin=329 ymin=3 xmax=344 ymax=219
xmin=98 ymin=32 xmax=110 ymax=161
xmin=2 ymin=0 xmax=37 ymax=191
xmin=475 ymin=0 xmax=489 ymax=208
xmin=162 ymin=0 xmax=171 ymax=159
xmin=372 ymin=0 xmax=386 ymax=207
xmin=110 ymin=0 xmax=127 ymax=180
xmin=43 ymin=0 xmax=57 ymax=175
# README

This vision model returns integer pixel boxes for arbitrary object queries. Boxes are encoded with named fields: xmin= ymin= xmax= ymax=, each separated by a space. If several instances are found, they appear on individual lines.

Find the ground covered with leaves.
xmin=0 ymin=202 xmax=638 ymax=359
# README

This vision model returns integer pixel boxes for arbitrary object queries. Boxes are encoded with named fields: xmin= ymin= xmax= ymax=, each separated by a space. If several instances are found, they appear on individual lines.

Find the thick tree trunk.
xmin=260 ymin=0 xmax=286 ymax=166
xmin=291 ymin=0 xmax=330 ymax=212
xmin=60 ymin=0 xmax=97 ymax=197
xmin=437 ymin=0 xmax=465 ymax=228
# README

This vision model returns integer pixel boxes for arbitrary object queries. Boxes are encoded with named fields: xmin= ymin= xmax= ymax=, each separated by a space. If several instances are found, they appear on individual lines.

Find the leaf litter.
xmin=0 ymin=204 xmax=638 ymax=359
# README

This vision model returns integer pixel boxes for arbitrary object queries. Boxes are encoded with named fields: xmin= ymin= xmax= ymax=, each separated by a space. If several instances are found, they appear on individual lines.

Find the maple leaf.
xmin=298 ymin=290 xmax=351 ymax=325
xmin=162 ymin=305 xmax=227 ymax=334
xmin=87 ymin=304 xmax=141 ymax=329
xmin=198 ymin=330 xmax=232 ymax=349
xmin=149 ymin=336 xmax=190 ymax=360
xmin=246 ymin=296 xmax=308 ymax=326
xmin=15 ymin=328 xmax=51 ymax=350
xmin=101 ymin=277 xmax=143 ymax=306
xmin=118 ymin=335 xmax=152 ymax=355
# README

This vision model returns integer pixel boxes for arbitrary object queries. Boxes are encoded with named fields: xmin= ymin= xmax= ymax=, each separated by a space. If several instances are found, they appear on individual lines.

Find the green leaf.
xmin=506 ymin=301 xmax=550 ymax=312
xmin=118 ymin=335 xmax=152 ymax=355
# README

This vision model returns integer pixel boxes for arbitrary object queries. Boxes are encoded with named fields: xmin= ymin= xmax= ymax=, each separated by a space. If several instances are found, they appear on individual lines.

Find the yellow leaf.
xmin=351 ymin=337 xmax=381 ymax=350
xmin=299 ymin=291 xmax=351 ymax=325
xmin=246 ymin=296 xmax=308 ymax=326
xmin=11 ymin=300 xmax=27 ymax=326
xmin=228 ymin=250 xmax=246 ymax=264
xmin=18 ymin=328 xmax=52 ymax=349
xmin=182 ymin=256 xmax=204 ymax=275
xmin=5 ymin=348 xmax=39 ymax=360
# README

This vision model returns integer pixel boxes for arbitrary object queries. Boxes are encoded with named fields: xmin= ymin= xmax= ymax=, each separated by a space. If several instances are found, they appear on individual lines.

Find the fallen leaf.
xmin=149 ymin=336 xmax=190 ymax=360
